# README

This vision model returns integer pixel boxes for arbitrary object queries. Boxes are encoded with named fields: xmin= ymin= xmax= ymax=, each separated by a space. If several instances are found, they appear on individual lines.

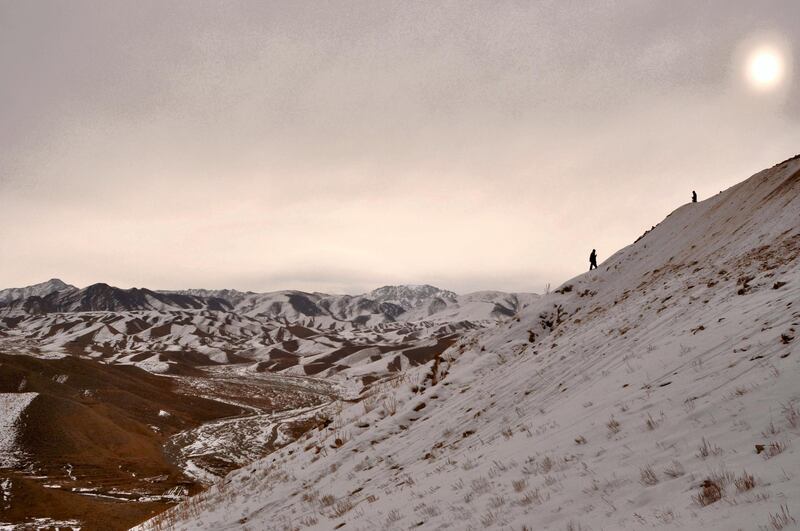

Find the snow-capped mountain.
xmin=0 ymin=278 xmax=76 ymax=305
xmin=135 ymin=155 xmax=800 ymax=531
xmin=368 ymin=284 xmax=457 ymax=308
xmin=0 ymin=281 xmax=536 ymax=381
xmin=1 ymin=281 xmax=536 ymax=324
xmin=0 ymin=282 xmax=232 ymax=314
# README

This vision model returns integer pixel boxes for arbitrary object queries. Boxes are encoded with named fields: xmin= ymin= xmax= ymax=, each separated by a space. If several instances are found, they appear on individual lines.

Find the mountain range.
xmin=0 ymin=281 xmax=537 ymax=324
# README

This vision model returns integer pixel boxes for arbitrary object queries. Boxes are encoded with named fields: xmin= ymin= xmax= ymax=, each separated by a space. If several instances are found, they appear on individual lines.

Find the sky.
xmin=1 ymin=1 xmax=798 ymax=295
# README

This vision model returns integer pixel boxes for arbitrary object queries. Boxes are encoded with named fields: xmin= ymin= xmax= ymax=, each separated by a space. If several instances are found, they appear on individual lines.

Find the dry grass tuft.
xmin=382 ymin=394 xmax=398 ymax=416
xmin=645 ymin=412 xmax=664 ymax=431
xmin=566 ymin=520 xmax=587 ymax=531
xmin=765 ymin=504 xmax=795 ymax=530
xmin=734 ymin=470 xmax=756 ymax=492
xmin=331 ymin=498 xmax=353 ymax=517
xmin=386 ymin=509 xmax=403 ymax=524
xmin=782 ymin=402 xmax=799 ymax=429
xmin=697 ymin=437 xmax=722 ymax=459
xmin=480 ymin=509 xmax=500 ymax=527
xmin=517 ymin=488 xmax=548 ymax=506
xmin=640 ymin=465 xmax=659 ymax=486
xmin=320 ymin=494 xmax=336 ymax=507
xmin=762 ymin=440 xmax=788 ymax=459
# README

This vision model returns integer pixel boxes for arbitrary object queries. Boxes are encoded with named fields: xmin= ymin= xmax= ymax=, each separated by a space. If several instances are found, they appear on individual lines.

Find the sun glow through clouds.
xmin=745 ymin=46 xmax=785 ymax=90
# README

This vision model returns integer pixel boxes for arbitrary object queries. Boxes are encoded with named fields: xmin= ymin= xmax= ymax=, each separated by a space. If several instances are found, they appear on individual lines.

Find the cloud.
xmin=1 ymin=1 xmax=798 ymax=294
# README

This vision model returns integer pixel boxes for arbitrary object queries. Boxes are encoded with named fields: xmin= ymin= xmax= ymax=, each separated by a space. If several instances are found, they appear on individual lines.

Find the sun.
xmin=746 ymin=47 xmax=784 ymax=90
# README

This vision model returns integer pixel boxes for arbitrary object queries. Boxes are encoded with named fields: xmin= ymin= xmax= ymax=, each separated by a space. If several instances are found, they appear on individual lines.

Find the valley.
xmin=0 ymin=286 xmax=513 ymax=529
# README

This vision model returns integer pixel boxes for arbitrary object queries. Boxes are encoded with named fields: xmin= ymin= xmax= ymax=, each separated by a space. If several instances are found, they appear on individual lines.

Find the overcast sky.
xmin=1 ymin=1 xmax=798 ymax=294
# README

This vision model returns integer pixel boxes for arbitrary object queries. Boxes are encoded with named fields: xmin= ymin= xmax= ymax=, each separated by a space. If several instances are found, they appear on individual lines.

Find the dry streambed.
xmin=0 ymin=357 xmax=339 ymax=531
xmin=164 ymin=366 xmax=338 ymax=483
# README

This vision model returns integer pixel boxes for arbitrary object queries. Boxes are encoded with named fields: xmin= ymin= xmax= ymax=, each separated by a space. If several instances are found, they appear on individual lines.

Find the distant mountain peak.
xmin=367 ymin=284 xmax=458 ymax=309
xmin=0 ymin=278 xmax=78 ymax=304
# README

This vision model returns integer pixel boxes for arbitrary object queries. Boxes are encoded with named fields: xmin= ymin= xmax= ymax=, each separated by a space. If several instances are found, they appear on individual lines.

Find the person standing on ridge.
xmin=692 ymin=190 xmax=697 ymax=203
xmin=589 ymin=249 xmax=598 ymax=271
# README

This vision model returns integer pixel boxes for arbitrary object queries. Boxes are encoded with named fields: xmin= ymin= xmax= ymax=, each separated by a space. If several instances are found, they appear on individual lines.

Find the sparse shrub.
xmin=489 ymin=495 xmax=505 ymax=509
xmin=320 ymin=494 xmax=336 ymax=507
xmin=554 ymin=284 xmax=573 ymax=294
xmin=512 ymin=479 xmax=527 ymax=492
xmin=782 ymin=402 xmax=799 ymax=429
xmin=607 ymin=416 xmax=621 ymax=435
xmin=501 ymin=426 xmax=514 ymax=439
xmin=645 ymin=412 xmax=664 ymax=431
xmin=386 ymin=508 xmax=403 ymax=524
xmin=382 ymin=394 xmax=398 ymax=416
xmin=331 ymin=498 xmax=353 ymax=517
xmin=518 ymin=488 xmax=547 ymax=506
xmin=694 ymin=479 xmax=723 ymax=506
xmin=640 ymin=465 xmax=659 ymax=486
xmin=480 ymin=509 xmax=500 ymax=526
xmin=654 ymin=508 xmax=676 ymax=524
xmin=539 ymin=456 xmax=554 ymax=474
xmin=764 ymin=504 xmax=795 ymax=530
xmin=697 ymin=437 xmax=722 ymax=459
xmin=414 ymin=503 xmax=440 ymax=518
xmin=471 ymin=476 xmax=491 ymax=496
xmin=663 ymin=460 xmax=685 ymax=478
xmin=574 ymin=435 xmax=587 ymax=445
xmin=735 ymin=470 xmax=756 ymax=492
xmin=762 ymin=440 xmax=788 ymax=459
xmin=299 ymin=515 xmax=318 ymax=526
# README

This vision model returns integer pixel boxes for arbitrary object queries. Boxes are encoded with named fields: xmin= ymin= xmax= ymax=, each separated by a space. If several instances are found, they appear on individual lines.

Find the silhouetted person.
xmin=692 ymin=190 xmax=697 ymax=203
xmin=589 ymin=249 xmax=598 ymax=271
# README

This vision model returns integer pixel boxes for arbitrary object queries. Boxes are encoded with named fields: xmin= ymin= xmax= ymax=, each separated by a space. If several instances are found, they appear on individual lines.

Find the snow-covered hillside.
xmin=136 ymin=156 xmax=800 ymax=531
xmin=0 ymin=279 xmax=75 ymax=306
xmin=0 ymin=282 xmax=537 ymax=384
xmin=0 ymin=393 xmax=38 ymax=468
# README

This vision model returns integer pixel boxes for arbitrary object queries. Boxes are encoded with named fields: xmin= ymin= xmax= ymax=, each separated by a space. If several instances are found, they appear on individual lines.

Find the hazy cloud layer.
xmin=2 ymin=1 xmax=798 ymax=294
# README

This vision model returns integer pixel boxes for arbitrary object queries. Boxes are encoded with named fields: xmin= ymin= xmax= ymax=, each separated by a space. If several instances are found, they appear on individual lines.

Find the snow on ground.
xmin=135 ymin=156 xmax=800 ymax=531
xmin=0 ymin=393 xmax=38 ymax=468
xmin=0 ymin=518 xmax=82 ymax=530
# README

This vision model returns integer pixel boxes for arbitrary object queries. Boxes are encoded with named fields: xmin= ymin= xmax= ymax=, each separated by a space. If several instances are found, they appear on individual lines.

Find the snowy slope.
xmin=0 ymin=393 xmax=38 ymax=468
xmin=136 ymin=156 xmax=800 ymax=531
